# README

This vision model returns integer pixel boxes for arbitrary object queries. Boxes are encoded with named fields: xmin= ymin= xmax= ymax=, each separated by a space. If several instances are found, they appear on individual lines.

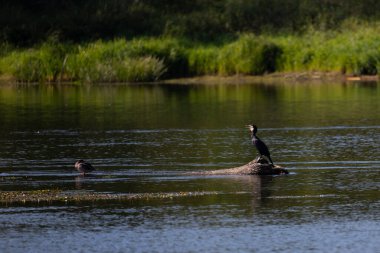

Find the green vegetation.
xmin=188 ymin=35 xmax=282 ymax=76
xmin=0 ymin=189 xmax=219 ymax=204
xmin=65 ymin=39 xmax=171 ymax=82
xmin=275 ymin=24 xmax=380 ymax=75
xmin=2 ymin=1 xmax=380 ymax=82
xmin=3 ymin=1 xmax=380 ymax=45
xmin=0 ymin=39 xmax=71 ymax=82
xmin=2 ymin=25 xmax=380 ymax=83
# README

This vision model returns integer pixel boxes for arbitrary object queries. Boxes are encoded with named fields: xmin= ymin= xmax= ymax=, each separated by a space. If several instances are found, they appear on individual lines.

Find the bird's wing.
xmin=256 ymin=139 xmax=271 ymax=156
xmin=83 ymin=162 xmax=95 ymax=170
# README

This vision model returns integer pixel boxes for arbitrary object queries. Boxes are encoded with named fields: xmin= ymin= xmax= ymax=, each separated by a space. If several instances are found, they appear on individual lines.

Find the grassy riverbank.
xmin=1 ymin=23 xmax=380 ymax=83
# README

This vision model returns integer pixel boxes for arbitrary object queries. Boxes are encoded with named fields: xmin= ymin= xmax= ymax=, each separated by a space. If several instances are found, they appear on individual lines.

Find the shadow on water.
xmin=220 ymin=175 xmax=277 ymax=210
xmin=74 ymin=174 xmax=99 ymax=190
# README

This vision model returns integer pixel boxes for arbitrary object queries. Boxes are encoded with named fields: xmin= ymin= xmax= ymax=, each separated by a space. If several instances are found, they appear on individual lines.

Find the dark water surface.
xmin=0 ymin=81 xmax=379 ymax=252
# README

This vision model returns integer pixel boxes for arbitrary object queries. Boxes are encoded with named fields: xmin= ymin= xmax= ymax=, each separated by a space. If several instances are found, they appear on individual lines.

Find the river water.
xmin=0 ymin=81 xmax=379 ymax=252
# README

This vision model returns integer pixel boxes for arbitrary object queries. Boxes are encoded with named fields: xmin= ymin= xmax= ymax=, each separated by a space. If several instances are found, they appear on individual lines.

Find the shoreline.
xmin=0 ymin=72 xmax=378 ymax=86
xmin=163 ymin=72 xmax=379 ymax=85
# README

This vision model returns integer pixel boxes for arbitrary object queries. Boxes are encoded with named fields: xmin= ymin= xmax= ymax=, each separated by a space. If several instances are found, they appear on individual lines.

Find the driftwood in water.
xmin=194 ymin=157 xmax=289 ymax=175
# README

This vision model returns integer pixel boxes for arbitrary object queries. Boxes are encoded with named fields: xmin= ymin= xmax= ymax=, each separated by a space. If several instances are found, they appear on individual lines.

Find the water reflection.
xmin=0 ymin=82 xmax=379 ymax=131
xmin=226 ymin=175 xmax=276 ymax=210
xmin=75 ymin=175 xmax=91 ymax=189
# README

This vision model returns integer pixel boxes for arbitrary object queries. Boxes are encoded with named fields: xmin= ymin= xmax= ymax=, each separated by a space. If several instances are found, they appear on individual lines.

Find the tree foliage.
xmin=2 ymin=0 xmax=380 ymax=45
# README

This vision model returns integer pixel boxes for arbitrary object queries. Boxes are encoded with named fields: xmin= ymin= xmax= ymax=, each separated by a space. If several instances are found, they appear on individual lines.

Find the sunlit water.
xmin=0 ymin=82 xmax=379 ymax=252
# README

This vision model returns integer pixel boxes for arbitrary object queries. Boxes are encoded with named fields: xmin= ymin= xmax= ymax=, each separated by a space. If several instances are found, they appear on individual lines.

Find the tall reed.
xmin=65 ymin=38 xmax=171 ymax=82
xmin=276 ymin=27 xmax=380 ymax=75
xmin=188 ymin=34 xmax=282 ymax=76
xmin=2 ymin=24 xmax=380 ymax=83
xmin=0 ymin=41 xmax=71 ymax=82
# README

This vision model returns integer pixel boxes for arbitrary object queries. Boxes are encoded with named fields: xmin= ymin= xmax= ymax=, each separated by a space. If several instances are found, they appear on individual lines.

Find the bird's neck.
xmin=251 ymin=132 xmax=258 ymax=139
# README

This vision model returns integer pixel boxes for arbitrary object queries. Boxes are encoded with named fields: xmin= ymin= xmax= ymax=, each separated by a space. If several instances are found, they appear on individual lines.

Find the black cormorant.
xmin=74 ymin=160 xmax=95 ymax=175
xmin=246 ymin=124 xmax=274 ymax=165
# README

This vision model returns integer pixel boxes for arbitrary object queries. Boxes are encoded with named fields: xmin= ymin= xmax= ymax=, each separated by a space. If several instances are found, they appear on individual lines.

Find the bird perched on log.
xmin=246 ymin=124 xmax=274 ymax=165
xmin=74 ymin=160 xmax=95 ymax=175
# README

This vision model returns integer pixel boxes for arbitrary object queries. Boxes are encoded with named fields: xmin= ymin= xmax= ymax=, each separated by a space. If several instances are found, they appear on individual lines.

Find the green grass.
xmin=0 ymin=41 xmax=72 ymax=82
xmin=0 ymin=38 xmax=176 ymax=82
xmin=275 ymin=26 xmax=380 ymax=75
xmin=2 ymin=24 xmax=380 ymax=83
xmin=188 ymin=35 xmax=282 ymax=76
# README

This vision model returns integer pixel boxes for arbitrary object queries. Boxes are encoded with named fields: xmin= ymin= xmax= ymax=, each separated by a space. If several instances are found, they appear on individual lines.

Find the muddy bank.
xmin=163 ymin=72 xmax=378 ymax=85
xmin=1 ymin=72 xmax=378 ymax=86
xmin=0 ymin=189 xmax=218 ymax=205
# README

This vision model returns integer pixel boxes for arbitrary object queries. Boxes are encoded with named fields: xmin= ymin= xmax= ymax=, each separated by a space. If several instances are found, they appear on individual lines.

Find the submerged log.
xmin=194 ymin=157 xmax=289 ymax=175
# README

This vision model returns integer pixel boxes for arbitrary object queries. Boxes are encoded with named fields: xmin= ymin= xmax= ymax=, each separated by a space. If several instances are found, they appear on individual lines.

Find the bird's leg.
xmin=263 ymin=155 xmax=274 ymax=165
xmin=258 ymin=155 xmax=270 ymax=164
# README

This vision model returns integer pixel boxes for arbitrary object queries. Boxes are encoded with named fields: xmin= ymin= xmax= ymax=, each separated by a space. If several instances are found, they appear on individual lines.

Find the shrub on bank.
xmin=1 ymin=50 xmax=46 ymax=82
xmin=0 ymin=38 xmax=184 ymax=82
xmin=0 ymin=41 xmax=71 ymax=82
xmin=65 ymin=39 xmax=170 ymax=82
xmin=218 ymin=35 xmax=282 ymax=75
xmin=124 ymin=37 xmax=189 ymax=78
xmin=65 ymin=39 xmax=126 ymax=82
xmin=188 ymin=46 xmax=219 ymax=75
xmin=277 ymin=27 xmax=380 ymax=75
xmin=188 ymin=35 xmax=282 ymax=76
xmin=2 ymin=25 xmax=380 ymax=83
